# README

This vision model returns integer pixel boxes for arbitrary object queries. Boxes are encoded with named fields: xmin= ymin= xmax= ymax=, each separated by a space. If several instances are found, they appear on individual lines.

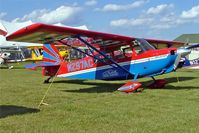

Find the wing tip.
xmin=6 ymin=23 xmax=45 ymax=41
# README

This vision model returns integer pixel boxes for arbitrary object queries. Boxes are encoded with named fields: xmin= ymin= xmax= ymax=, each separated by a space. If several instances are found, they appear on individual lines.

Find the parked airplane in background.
xmin=0 ymin=45 xmax=26 ymax=68
xmin=26 ymin=45 xmax=69 ymax=62
xmin=26 ymin=46 xmax=43 ymax=61
xmin=0 ymin=52 xmax=13 ymax=69
xmin=179 ymin=44 xmax=199 ymax=69
xmin=6 ymin=23 xmax=191 ymax=92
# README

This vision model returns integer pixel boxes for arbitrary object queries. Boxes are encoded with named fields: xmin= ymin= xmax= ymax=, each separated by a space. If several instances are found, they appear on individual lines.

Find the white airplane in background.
xmin=0 ymin=52 xmax=13 ymax=69
xmin=0 ymin=20 xmax=35 ymax=69
xmin=0 ymin=44 xmax=26 ymax=69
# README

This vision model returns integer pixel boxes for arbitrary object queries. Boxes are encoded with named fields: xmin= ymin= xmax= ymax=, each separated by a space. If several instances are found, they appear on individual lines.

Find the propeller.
xmin=173 ymin=42 xmax=198 ymax=82
xmin=174 ymin=43 xmax=199 ymax=69
xmin=173 ymin=52 xmax=182 ymax=70
xmin=174 ymin=48 xmax=191 ymax=70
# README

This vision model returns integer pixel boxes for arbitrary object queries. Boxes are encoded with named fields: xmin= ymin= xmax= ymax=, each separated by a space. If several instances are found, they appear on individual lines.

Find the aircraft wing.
xmin=25 ymin=61 xmax=60 ymax=70
xmin=6 ymin=23 xmax=184 ymax=49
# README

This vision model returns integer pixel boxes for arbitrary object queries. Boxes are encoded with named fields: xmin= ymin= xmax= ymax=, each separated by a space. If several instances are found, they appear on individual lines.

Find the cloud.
xmin=110 ymin=3 xmax=199 ymax=30
xmin=0 ymin=12 xmax=7 ymax=19
xmin=150 ymin=23 xmax=173 ymax=30
xmin=110 ymin=18 xmax=153 ymax=27
xmin=110 ymin=3 xmax=175 ymax=29
xmin=180 ymin=5 xmax=199 ymax=19
xmin=12 ymin=5 xmax=81 ymax=24
xmin=12 ymin=9 xmax=48 ymax=23
xmin=110 ymin=19 xmax=128 ymax=27
xmin=146 ymin=4 xmax=174 ymax=15
xmin=97 ymin=0 xmax=146 ymax=12
xmin=85 ymin=0 xmax=97 ymax=6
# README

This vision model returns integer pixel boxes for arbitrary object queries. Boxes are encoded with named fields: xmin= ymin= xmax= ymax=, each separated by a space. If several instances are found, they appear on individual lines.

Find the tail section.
xmin=42 ymin=44 xmax=63 ymax=76
xmin=25 ymin=44 xmax=63 ymax=71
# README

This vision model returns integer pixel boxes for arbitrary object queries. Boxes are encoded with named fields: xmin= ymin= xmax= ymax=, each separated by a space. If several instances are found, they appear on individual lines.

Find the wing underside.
xmin=6 ymin=23 xmax=185 ymax=49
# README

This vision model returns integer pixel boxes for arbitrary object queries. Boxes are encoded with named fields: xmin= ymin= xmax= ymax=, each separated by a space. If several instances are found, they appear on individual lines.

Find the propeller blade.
xmin=174 ymin=54 xmax=182 ymax=70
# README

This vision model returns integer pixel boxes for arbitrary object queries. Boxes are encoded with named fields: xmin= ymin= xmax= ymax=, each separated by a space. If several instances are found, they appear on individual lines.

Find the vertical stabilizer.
xmin=43 ymin=44 xmax=62 ymax=65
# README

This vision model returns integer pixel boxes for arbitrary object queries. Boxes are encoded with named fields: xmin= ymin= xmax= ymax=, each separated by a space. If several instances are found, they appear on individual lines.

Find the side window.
xmin=133 ymin=45 xmax=143 ymax=54
xmin=113 ymin=50 xmax=124 ymax=59
xmin=94 ymin=52 xmax=112 ymax=64
xmin=69 ymin=48 xmax=88 ymax=59
xmin=123 ymin=47 xmax=132 ymax=57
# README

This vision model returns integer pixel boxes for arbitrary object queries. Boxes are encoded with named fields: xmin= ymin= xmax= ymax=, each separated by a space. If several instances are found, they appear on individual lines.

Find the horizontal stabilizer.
xmin=25 ymin=61 xmax=60 ymax=70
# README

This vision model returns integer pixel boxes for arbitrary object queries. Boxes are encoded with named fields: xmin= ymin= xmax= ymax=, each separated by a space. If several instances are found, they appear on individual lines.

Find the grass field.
xmin=0 ymin=63 xmax=199 ymax=133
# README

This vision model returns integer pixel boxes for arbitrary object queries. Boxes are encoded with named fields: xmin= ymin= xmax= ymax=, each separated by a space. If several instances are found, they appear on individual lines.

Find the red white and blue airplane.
xmin=6 ymin=23 xmax=191 ymax=93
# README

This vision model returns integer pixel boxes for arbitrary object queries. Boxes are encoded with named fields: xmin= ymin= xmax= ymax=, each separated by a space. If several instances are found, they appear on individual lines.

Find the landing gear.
xmin=148 ymin=77 xmax=167 ymax=88
xmin=43 ymin=76 xmax=53 ymax=83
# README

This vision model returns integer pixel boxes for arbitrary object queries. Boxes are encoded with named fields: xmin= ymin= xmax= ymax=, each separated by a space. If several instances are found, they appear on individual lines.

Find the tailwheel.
xmin=43 ymin=76 xmax=53 ymax=84
xmin=148 ymin=77 xmax=167 ymax=88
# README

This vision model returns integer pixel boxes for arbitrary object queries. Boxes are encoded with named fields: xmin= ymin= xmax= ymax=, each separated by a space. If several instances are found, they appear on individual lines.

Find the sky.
xmin=0 ymin=0 xmax=199 ymax=40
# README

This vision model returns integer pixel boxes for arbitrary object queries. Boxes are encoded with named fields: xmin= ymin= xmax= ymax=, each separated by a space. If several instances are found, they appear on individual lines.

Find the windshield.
xmin=133 ymin=38 xmax=155 ymax=52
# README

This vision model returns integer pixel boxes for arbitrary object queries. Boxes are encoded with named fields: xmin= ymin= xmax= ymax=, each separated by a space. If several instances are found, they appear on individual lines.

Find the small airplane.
xmin=0 ymin=52 xmax=13 ymax=69
xmin=6 ymin=23 xmax=191 ymax=92
xmin=0 ymin=45 xmax=26 ymax=69
xmin=26 ymin=46 xmax=43 ymax=61
xmin=25 ymin=45 xmax=69 ymax=62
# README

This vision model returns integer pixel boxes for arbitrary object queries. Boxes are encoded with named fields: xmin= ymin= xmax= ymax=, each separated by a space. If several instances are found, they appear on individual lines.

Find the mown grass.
xmin=0 ymin=63 xmax=199 ymax=133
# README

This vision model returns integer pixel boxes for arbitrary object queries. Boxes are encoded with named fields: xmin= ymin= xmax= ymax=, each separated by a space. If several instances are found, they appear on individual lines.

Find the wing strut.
xmin=76 ymin=35 xmax=135 ymax=77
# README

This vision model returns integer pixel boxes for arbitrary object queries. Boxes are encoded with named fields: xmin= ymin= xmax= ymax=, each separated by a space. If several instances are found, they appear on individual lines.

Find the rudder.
xmin=43 ymin=43 xmax=63 ymax=64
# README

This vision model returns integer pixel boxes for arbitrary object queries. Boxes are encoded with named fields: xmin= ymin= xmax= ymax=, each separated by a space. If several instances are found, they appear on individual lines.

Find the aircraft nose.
xmin=177 ymin=48 xmax=191 ymax=57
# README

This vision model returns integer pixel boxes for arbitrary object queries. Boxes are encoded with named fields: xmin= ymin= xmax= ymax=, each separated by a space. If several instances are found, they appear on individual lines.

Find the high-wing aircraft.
xmin=6 ymin=23 xmax=191 ymax=92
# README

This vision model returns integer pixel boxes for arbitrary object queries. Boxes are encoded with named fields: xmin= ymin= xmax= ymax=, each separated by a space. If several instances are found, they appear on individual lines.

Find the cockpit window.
xmin=133 ymin=38 xmax=155 ymax=54
xmin=133 ymin=45 xmax=143 ymax=54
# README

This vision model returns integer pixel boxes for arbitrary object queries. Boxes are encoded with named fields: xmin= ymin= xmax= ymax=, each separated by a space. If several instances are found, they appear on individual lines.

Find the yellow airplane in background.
xmin=26 ymin=45 xmax=69 ymax=62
